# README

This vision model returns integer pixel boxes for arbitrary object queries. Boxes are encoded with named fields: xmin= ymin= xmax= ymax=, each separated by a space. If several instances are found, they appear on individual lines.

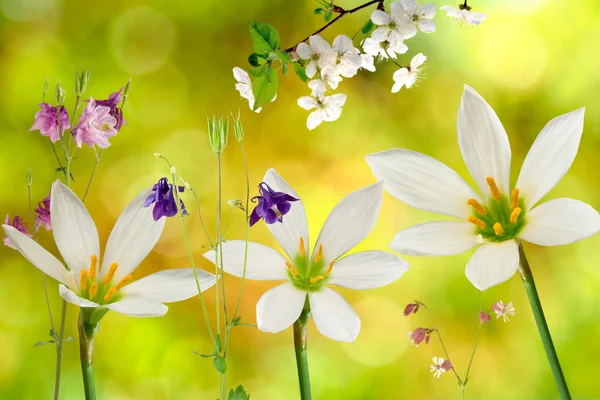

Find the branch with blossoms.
xmin=233 ymin=0 xmax=487 ymax=130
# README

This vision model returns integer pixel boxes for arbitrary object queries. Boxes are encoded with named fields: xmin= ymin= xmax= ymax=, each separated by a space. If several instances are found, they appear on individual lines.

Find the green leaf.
xmin=251 ymin=66 xmax=279 ymax=111
xmin=248 ymin=65 xmax=266 ymax=78
xmin=248 ymin=21 xmax=279 ymax=53
xmin=314 ymin=7 xmax=324 ymax=14
xmin=293 ymin=63 xmax=309 ymax=82
xmin=34 ymin=340 xmax=55 ymax=347
xmin=275 ymin=50 xmax=292 ymax=63
xmin=362 ymin=20 xmax=375 ymax=34
xmin=213 ymin=356 xmax=227 ymax=374
xmin=228 ymin=385 xmax=250 ymax=400
xmin=231 ymin=316 xmax=242 ymax=326
xmin=193 ymin=351 xmax=215 ymax=358
xmin=247 ymin=53 xmax=261 ymax=67
xmin=282 ymin=63 xmax=288 ymax=76
xmin=216 ymin=334 xmax=222 ymax=353
xmin=324 ymin=10 xmax=332 ymax=21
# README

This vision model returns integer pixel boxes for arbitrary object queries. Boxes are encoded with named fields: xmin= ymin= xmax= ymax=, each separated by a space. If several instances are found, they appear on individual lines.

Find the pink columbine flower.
xmin=408 ymin=327 xmax=429 ymax=346
xmin=4 ymin=215 xmax=31 ymax=249
xmin=29 ymin=103 xmax=70 ymax=143
xmin=34 ymin=194 xmax=52 ymax=231
xmin=403 ymin=302 xmax=420 ymax=316
xmin=94 ymin=88 xmax=125 ymax=131
xmin=492 ymin=300 xmax=515 ymax=322
xmin=72 ymin=98 xmax=118 ymax=148
xmin=479 ymin=310 xmax=492 ymax=324
xmin=430 ymin=357 xmax=451 ymax=378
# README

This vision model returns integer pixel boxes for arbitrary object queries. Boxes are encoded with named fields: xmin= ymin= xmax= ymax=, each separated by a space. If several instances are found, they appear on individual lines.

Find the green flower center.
xmin=77 ymin=255 xmax=131 ymax=305
xmin=286 ymin=240 xmax=334 ymax=292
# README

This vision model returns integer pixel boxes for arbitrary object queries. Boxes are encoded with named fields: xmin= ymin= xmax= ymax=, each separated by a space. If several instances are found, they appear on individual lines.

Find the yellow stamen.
xmin=114 ymin=274 xmax=133 ymax=291
xmin=285 ymin=261 xmax=298 ymax=276
xmin=467 ymin=216 xmax=486 ymax=229
xmin=493 ymin=223 xmax=504 ymax=236
xmin=324 ymin=260 xmax=334 ymax=275
xmin=103 ymin=262 xmax=119 ymax=284
xmin=89 ymin=255 xmax=98 ymax=280
xmin=299 ymin=237 xmax=305 ymax=256
xmin=511 ymin=188 xmax=520 ymax=210
xmin=103 ymin=287 xmax=117 ymax=302
xmin=467 ymin=198 xmax=487 ymax=216
xmin=89 ymin=282 xmax=98 ymax=299
xmin=310 ymin=275 xmax=324 ymax=284
xmin=486 ymin=177 xmax=501 ymax=200
xmin=510 ymin=207 xmax=522 ymax=224
xmin=315 ymin=244 xmax=323 ymax=262
xmin=80 ymin=269 xmax=89 ymax=291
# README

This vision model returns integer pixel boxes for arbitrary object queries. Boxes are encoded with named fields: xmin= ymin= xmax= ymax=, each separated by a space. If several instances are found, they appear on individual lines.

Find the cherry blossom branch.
xmin=284 ymin=0 xmax=384 ymax=52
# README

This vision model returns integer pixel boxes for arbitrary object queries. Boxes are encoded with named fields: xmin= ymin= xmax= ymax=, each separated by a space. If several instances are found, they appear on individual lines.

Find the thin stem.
xmin=294 ymin=301 xmax=312 ymax=400
xmin=383 ymin=48 xmax=405 ymax=69
xmin=216 ymin=153 xmax=228 ymax=400
xmin=78 ymin=312 xmax=97 ymax=400
xmin=51 ymin=143 xmax=67 ymax=181
xmin=54 ymin=300 xmax=67 ymax=399
xmin=463 ymin=292 xmax=484 ymax=386
xmin=67 ymin=96 xmax=81 ymax=154
xmin=83 ymin=150 xmax=103 ymax=203
xmin=518 ymin=243 xmax=571 ymax=399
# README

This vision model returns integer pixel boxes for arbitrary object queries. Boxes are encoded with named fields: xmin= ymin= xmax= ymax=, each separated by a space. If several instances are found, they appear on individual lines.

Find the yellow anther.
xmin=486 ymin=177 xmax=501 ymax=200
xmin=510 ymin=207 xmax=522 ymax=224
xmin=80 ymin=269 xmax=89 ymax=291
xmin=511 ymin=188 xmax=520 ymax=210
xmin=103 ymin=287 xmax=117 ymax=302
xmin=310 ymin=275 xmax=324 ymax=284
xmin=89 ymin=282 xmax=98 ymax=299
xmin=285 ymin=261 xmax=298 ymax=276
xmin=467 ymin=198 xmax=487 ymax=216
xmin=299 ymin=237 xmax=305 ymax=256
xmin=114 ymin=274 xmax=133 ymax=291
xmin=467 ymin=216 xmax=486 ymax=229
xmin=493 ymin=223 xmax=504 ymax=236
xmin=315 ymin=244 xmax=324 ymax=262
xmin=103 ymin=262 xmax=118 ymax=284
xmin=89 ymin=255 xmax=98 ymax=280
xmin=324 ymin=260 xmax=334 ymax=275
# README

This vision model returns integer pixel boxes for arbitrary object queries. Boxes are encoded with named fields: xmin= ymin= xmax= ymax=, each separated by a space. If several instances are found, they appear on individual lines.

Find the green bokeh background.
xmin=1 ymin=0 xmax=599 ymax=398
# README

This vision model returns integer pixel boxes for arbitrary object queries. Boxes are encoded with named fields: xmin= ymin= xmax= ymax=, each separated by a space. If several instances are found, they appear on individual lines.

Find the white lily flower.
xmin=367 ymin=85 xmax=600 ymax=291
xmin=3 ymin=180 xmax=216 ymax=317
xmin=391 ymin=53 xmax=426 ymax=92
xmin=399 ymin=0 xmax=437 ymax=38
xmin=332 ymin=35 xmax=363 ymax=78
xmin=441 ymin=5 xmax=487 ymax=26
xmin=296 ymin=35 xmax=337 ymax=78
xmin=362 ymin=37 xmax=408 ymax=61
xmin=370 ymin=2 xmax=413 ymax=43
xmin=298 ymin=80 xmax=347 ymax=130
xmin=204 ymin=169 xmax=408 ymax=342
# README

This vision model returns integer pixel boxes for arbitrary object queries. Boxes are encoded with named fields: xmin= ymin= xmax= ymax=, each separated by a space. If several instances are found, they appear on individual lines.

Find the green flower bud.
xmin=207 ymin=115 xmax=230 ymax=155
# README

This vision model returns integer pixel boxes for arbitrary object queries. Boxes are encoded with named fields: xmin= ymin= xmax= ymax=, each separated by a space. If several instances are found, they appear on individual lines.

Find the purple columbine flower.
xmin=143 ymin=177 xmax=188 ymax=221
xmin=29 ymin=103 xmax=70 ymax=143
xmin=94 ymin=88 xmax=125 ymax=131
xmin=249 ymin=182 xmax=299 ymax=227
xmin=34 ymin=193 xmax=52 ymax=231
xmin=4 ymin=214 xmax=31 ymax=249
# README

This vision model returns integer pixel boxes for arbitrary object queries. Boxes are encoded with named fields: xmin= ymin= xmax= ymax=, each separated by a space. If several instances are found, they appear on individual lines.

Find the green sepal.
xmin=86 ymin=306 xmax=110 ymax=325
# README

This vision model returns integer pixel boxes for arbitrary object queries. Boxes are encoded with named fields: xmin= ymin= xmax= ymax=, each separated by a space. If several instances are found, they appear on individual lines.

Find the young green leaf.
xmin=362 ymin=20 xmax=375 ymax=34
xmin=34 ymin=340 xmax=55 ymax=347
xmin=275 ymin=50 xmax=292 ymax=63
xmin=252 ymin=67 xmax=279 ymax=111
xmin=228 ymin=385 xmax=251 ymax=400
xmin=324 ymin=10 xmax=333 ymax=21
xmin=314 ymin=7 xmax=323 ymax=14
xmin=248 ymin=21 xmax=280 ymax=53
xmin=248 ymin=53 xmax=261 ymax=67
xmin=193 ymin=351 xmax=215 ymax=358
xmin=248 ymin=65 xmax=266 ymax=78
xmin=213 ymin=356 xmax=228 ymax=374
xmin=293 ymin=63 xmax=309 ymax=82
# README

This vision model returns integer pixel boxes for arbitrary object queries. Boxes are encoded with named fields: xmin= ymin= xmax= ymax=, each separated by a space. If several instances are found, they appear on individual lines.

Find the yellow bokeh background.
xmin=1 ymin=0 xmax=599 ymax=399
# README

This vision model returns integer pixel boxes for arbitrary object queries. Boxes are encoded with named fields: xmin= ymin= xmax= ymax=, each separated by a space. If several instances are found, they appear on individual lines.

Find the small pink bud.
xmin=441 ymin=359 xmax=453 ymax=372
xmin=410 ymin=327 xmax=427 ymax=345
xmin=479 ymin=311 xmax=491 ymax=324
xmin=403 ymin=303 xmax=417 ymax=316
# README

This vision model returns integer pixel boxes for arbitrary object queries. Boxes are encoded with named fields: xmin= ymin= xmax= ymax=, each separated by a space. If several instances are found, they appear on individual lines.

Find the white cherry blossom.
xmin=370 ymin=2 xmax=413 ymax=43
xmin=298 ymin=80 xmax=347 ymax=130
xmin=296 ymin=35 xmax=337 ymax=78
xmin=391 ymin=53 xmax=426 ymax=92
xmin=332 ymin=34 xmax=363 ymax=78
xmin=441 ymin=5 xmax=487 ymax=26
xmin=400 ymin=0 xmax=437 ymax=38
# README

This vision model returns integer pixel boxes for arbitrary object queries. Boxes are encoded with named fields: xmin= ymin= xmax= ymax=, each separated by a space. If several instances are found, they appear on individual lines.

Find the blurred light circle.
xmin=0 ymin=0 xmax=57 ymax=21
xmin=111 ymin=6 xmax=175 ymax=75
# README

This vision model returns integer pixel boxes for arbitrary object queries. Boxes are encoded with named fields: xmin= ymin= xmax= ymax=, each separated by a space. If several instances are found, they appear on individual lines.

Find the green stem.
xmin=54 ymin=300 xmax=67 ymax=399
xmin=293 ymin=301 xmax=312 ymax=400
xmin=421 ymin=304 xmax=462 ymax=384
xmin=518 ymin=243 xmax=571 ymax=399
xmin=216 ymin=153 xmax=227 ymax=400
xmin=463 ymin=293 xmax=484 ymax=387
xmin=83 ymin=150 xmax=103 ymax=203
xmin=78 ymin=311 xmax=97 ymax=400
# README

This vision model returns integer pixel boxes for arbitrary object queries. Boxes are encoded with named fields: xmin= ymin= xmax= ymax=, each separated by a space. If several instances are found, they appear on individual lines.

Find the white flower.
xmin=493 ymin=300 xmax=515 ymax=322
xmin=233 ymin=67 xmax=261 ymax=113
xmin=366 ymin=85 xmax=600 ymax=291
xmin=441 ymin=5 xmax=487 ymax=26
xmin=362 ymin=37 xmax=408 ymax=61
xmin=361 ymin=54 xmax=376 ymax=72
xmin=318 ymin=66 xmax=343 ymax=90
xmin=430 ymin=357 xmax=450 ymax=378
xmin=3 ymin=180 xmax=216 ymax=317
xmin=296 ymin=35 xmax=337 ymax=78
xmin=204 ymin=169 xmax=408 ymax=342
xmin=298 ymin=80 xmax=347 ymax=130
xmin=399 ymin=0 xmax=437 ymax=38
xmin=391 ymin=53 xmax=426 ymax=92
xmin=370 ymin=2 xmax=413 ymax=43
xmin=332 ymin=35 xmax=363 ymax=78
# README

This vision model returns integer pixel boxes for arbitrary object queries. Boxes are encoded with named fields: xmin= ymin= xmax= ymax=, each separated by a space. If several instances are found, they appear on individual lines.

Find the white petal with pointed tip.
xmin=519 ymin=198 xmax=600 ymax=246
xmin=121 ymin=268 xmax=216 ymax=303
xmin=59 ymin=284 xmax=99 ymax=308
xmin=102 ymin=188 xmax=165 ymax=282
xmin=256 ymin=283 xmax=307 ymax=333
xmin=309 ymin=288 xmax=360 ymax=342
xmin=366 ymin=149 xmax=480 ymax=219
xmin=516 ymin=108 xmax=585 ymax=210
xmin=371 ymin=9 xmax=391 ymax=25
xmin=458 ymin=86 xmax=512 ymax=199
xmin=50 ymin=180 xmax=100 ymax=276
xmin=465 ymin=240 xmax=519 ymax=291
xmin=390 ymin=221 xmax=479 ymax=256
xmin=314 ymin=182 xmax=383 ymax=262
xmin=204 ymin=241 xmax=289 ymax=281
xmin=327 ymin=250 xmax=408 ymax=290
xmin=105 ymin=297 xmax=168 ymax=317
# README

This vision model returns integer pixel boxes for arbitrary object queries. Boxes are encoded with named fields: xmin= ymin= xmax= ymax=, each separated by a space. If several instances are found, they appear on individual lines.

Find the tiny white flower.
xmin=332 ymin=34 xmax=363 ymax=78
xmin=298 ymin=80 xmax=347 ymax=130
xmin=493 ymin=300 xmax=515 ymax=322
xmin=400 ymin=0 xmax=437 ymax=38
xmin=233 ymin=67 xmax=261 ymax=113
xmin=370 ymin=2 xmax=413 ymax=43
xmin=391 ymin=53 xmax=426 ymax=93
xmin=441 ymin=5 xmax=487 ymax=26
xmin=430 ymin=357 xmax=451 ymax=378
xmin=319 ymin=66 xmax=343 ymax=90
xmin=296 ymin=35 xmax=337 ymax=78
xmin=362 ymin=37 xmax=408 ymax=61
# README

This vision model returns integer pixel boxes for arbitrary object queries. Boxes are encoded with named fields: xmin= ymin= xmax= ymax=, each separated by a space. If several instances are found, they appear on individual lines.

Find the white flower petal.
xmin=399 ymin=0 xmax=416 ymax=14
xmin=256 ymin=283 xmax=307 ymax=333
xmin=102 ymin=188 xmax=165 ymax=282
xmin=418 ymin=3 xmax=436 ymax=19
xmin=307 ymin=112 xmax=323 ymax=130
xmin=305 ymin=61 xmax=317 ymax=78
xmin=314 ymin=182 xmax=383 ymax=262
xmin=309 ymin=35 xmax=331 ymax=53
xmin=121 ymin=268 xmax=216 ymax=303
xmin=296 ymin=42 xmax=312 ymax=59
xmin=3 ymin=225 xmax=68 ymax=285
xmin=204 ymin=241 xmax=289 ymax=280
xmin=516 ymin=108 xmax=585 ymax=210
xmin=232 ymin=67 xmax=250 ymax=84
xmin=519 ymin=198 xmax=600 ymax=246
xmin=371 ymin=27 xmax=391 ymax=41
xmin=264 ymin=169 xmax=310 ymax=259
xmin=465 ymin=240 xmax=519 ymax=291
xmin=332 ymin=34 xmax=353 ymax=53
xmin=390 ymin=221 xmax=478 ymax=256
xmin=366 ymin=149 xmax=481 ymax=219
xmin=328 ymin=250 xmax=408 ymax=289
xmin=59 ymin=284 xmax=99 ymax=308
xmin=371 ymin=10 xmax=391 ymax=25
xmin=50 ymin=180 xmax=100 ymax=276
xmin=458 ymin=85 xmax=512 ymax=199
xmin=418 ymin=19 xmax=436 ymax=33
xmin=298 ymin=96 xmax=317 ymax=111
xmin=105 ymin=297 xmax=168 ymax=317
xmin=410 ymin=53 xmax=427 ymax=70
xmin=309 ymin=288 xmax=360 ymax=342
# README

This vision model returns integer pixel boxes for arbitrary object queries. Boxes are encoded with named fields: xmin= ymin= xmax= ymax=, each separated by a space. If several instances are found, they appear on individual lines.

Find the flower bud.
xmin=409 ymin=327 xmax=428 ymax=346
xmin=227 ymin=199 xmax=245 ymax=211
xmin=207 ymin=115 xmax=230 ymax=155
xmin=233 ymin=112 xmax=244 ymax=142
xmin=75 ymin=70 xmax=91 ymax=96
xmin=403 ymin=302 xmax=420 ymax=316
xmin=55 ymin=83 xmax=66 ymax=105
xmin=479 ymin=311 xmax=491 ymax=324
xmin=441 ymin=359 xmax=453 ymax=372
xmin=26 ymin=169 xmax=33 ymax=187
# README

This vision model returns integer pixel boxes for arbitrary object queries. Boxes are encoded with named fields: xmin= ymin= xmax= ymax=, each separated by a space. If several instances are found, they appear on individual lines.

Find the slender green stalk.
xmin=83 ymin=150 xmax=103 ymax=202
xmin=216 ymin=153 xmax=227 ymax=400
xmin=518 ymin=243 xmax=571 ymax=399
xmin=463 ymin=293 xmax=483 ymax=385
xmin=78 ymin=312 xmax=97 ymax=400
xmin=294 ymin=301 xmax=312 ymax=400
